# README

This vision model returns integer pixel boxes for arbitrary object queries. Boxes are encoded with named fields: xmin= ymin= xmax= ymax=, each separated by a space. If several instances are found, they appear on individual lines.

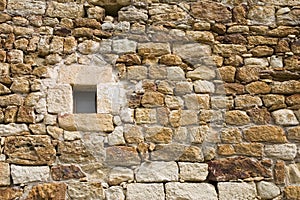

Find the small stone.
xmin=11 ymin=165 xmax=50 ymax=184
xmin=225 ymin=110 xmax=250 ymax=125
xmin=179 ymin=163 xmax=208 ymax=181
xmin=109 ymin=167 xmax=134 ymax=185
xmin=51 ymin=165 xmax=85 ymax=181
xmin=0 ymin=162 xmax=10 ymax=186
xmin=135 ymin=161 xmax=178 ymax=182
xmin=272 ymin=109 xmax=299 ymax=126
xmin=218 ymin=182 xmax=257 ymax=200
xmin=264 ymin=144 xmax=297 ymax=160
xmin=166 ymin=182 xmax=218 ymax=200
xmin=127 ymin=183 xmax=164 ymax=200
xmin=105 ymin=186 xmax=125 ymax=200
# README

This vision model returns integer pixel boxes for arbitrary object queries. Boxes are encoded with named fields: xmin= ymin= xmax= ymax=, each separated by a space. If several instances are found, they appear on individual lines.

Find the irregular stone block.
xmin=213 ymin=44 xmax=247 ymax=57
xmin=248 ymin=6 xmax=275 ymax=26
xmin=138 ymin=42 xmax=170 ymax=57
xmin=105 ymin=146 xmax=140 ymax=167
xmin=135 ymin=108 xmax=157 ymax=124
xmin=285 ymin=186 xmax=300 ymax=200
xmin=218 ymin=182 xmax=257 ymax=200
xmin=179 ymin=162 xmax=208 ymax=181
xmin=191 ymin=1 xmax=232 ymax=23
xmin=11 ymin=165 xmax=50 ymax=184
xmin=0 ymin=162 xmax=10 ymax=186
xmin=166 ymin=182 xmax=218 ymax=200
xmin=127 ymin=183 xmax=164 ymax=200
xmin=257 ymin=181 xmax=280 ymax=199
xmin=113 ymin=39 xmax=137 ymax=54
xmin=144 ymin=126 xmax=172 ymax=144
xmin=7 ymin=0 xmax=46 ymax=16
xmin=26 ymin=183 xmax=67 ymax=200
xmin=261 ymin=0 xmax=300 ymax=5
xmin=225 ymin=110 xmax=250 ymax=126
xmin=105 ymin=186 xmax=125 ymax=200
xmin=118 ymin=6 xmax=148 ymax=22
xmin=46 ymin=2 xmax=84 ymax=19
xmin=0 ymin=123 xmax=29 ymax=136
xmin=264 ymin=144 xmax=297 ymax=160
xmin=0 ymin=188 xmax=23 ymax=200
xmin=173 ymin=43 xmax=211 ymax=64
xmin=141 ymin=92 xmax=164 ymax=108
xmin=272 ymin=80 xmax=300 ymax=94
xmin=51 ymin=165 xmax=85 ymax=181
xmin=47 ymin=85 xmax=72 ymax=114
xmin=272 ymin=109 xmax=299 ymax=126
xmin=135 ymin=161 xmax=178 ymax=182
xmin=244 ymin=125 xmax=287 ymax=143
xmin=187 ymin=65 xmax=216 ymax=80
xmin=109 ymin=167 xmax=134 ymax=185
xmin=58 ymin=114 xmax=114 ymax=132
xmin=277 ymin=9 xmax=300 ymax=26
xmin=288 ymin=126 xmax=300 ymax=141
xmin=208 ymin=157 xmax=271 ymax=181
xmin=68 ymin=181 xmax=104 ymax=200
xmin=194 ymin=80 xmax=215 ymax=93
xmin=184 ymin=94 xmax=210 ymax=110
xmin=4 ymin=136 xmax=56 ymax=165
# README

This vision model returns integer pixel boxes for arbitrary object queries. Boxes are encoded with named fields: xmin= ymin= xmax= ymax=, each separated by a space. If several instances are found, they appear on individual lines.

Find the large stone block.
xmin=0 ymin=123 xmax=29 ymax=137
xmin=46 ymin=2 xmax=84 ymax=19
xmin=135 ymin=161 xmax=178 ymax=182
xmin=166 ymin=182 xmax=218 ymax=200
xmin=218 ymin=182 xmax=257 ymax=200
xmin=11 ymin=165 xmax=50 ymax=184
xmin=47 ymin=85 xmax=73 ymax=114
xmin=272 ymin=80 xmax=300 ymax=94
xmin=4 ymin=136 xmax=56 ymax=165
xmin=265 ymin=144 xmax=297 ymax=160
xmin=272 ymin=109 xmax=299 ymax=126
xmin=248 ymin=6 xmax=275 ymax=26
xmin=127 ymin=183 xmax=164 ymax=200
xmin=7 ymin=0 xmax=46 ymax=16
xmin=26 ymin=183 xmax=67 ymax=200
xmin=244 ymin=125 xmax=287 ymax=143
xmin=58 ymin=113 xmax=114 ymax=132
xmin=173 ymin=43 xmax=211 ymax=64
xmin=213 ymin=44 xmax=247 ymax=57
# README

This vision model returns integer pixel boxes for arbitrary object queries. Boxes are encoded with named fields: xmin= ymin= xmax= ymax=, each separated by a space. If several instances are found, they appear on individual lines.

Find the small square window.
xmin=73 ymin=86 xmax=96 ymax=113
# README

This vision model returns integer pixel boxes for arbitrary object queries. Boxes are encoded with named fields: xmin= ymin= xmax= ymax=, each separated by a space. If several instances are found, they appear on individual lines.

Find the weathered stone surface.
xmin=237 ymin=65 xmax=265 ymax=83
xmin=7 ymin=0 xmax=46 ymax=16
xmin=179 ymin=162 xmax=208 ymax=181
xmin=124 ymin=124 xmax=143 ymax=144
xmin=0 ymin=188 xmax=23 ymax=200
xmin=51 ymin=165 xmax=85 ymax=181
xmin=141 ymin=92 xmax=164 ymax=108
xmin=244 ymin=125 xmax=286 ymax=143
xmin=105 ymin=186 xmax=125 ymax=200
xmin=272 ymin=109 xmax=299 ymax=126
xmin=173 ymin=43 xmax=211 ymax=64
xmin=246 ymin=81 xmax=271 ymax=94
xmin=248 ymin=6 xmax=275 ymax=26
xmin=233 ymin=143 xmax=263 ymax=157
xmin=187 ymin=65 xmax=216 ymax=80
xmin=0 ymin=162 xmax=10 ymax=186
xmin=58 ymin=114 xmax=114 ymax=132
xmin=113 ymin=39 xmax=137 ymax=54
xmin=218 ymin=182 xmax=257 ymax=200
xmin=0 ymin=123 xmax=29 ymax=136
xmin=106 ymin=146 xmax=140 ymax=166
xmin=288 ymin=126 xmax=300 ymax=141
xmin=218 ymin=66 xmax=236 ymax=82
xmin=287 ymin=163 xmax=300 ymax=184
xmin=208 ymin=157 xmax=271 ymax=181
xmin=166 ymin=182 xmax=218 ymax=200
xmin=144 ymin=126 xmax=172 ymax=144
xmin=248 ymin=108 xmax=271 ymax=125
xmin=194 ymin=80 xmax=215 ymax=93
xmin=46 ymin=2 xmax=84 ymax=18
xmin=225 ymin=110 xmax=250 ymax=125
xmin=235 ymin=95 xmax=262 ymax=109
xmin=138 ymin=42 xmax=170 ymax=57
xmin=11 ymin=165 xmax=50 ymax=184
xmin=213 ymin=44 xmax=247 ymax=57
xmin=109 ymin=167 xmax=134 ymax=185
xmin=67 ymin=181 xmax=103 ymax=200
xmin=127 ymin=183 xmax=164 ymax=200
xmin=26 ymin=183 xmax=67 ymax=200
xmin=275 ymin=160 xmax=285 ymax=184
xmin=47 ymin=85 xmax=72 ymax=114
xmin=127 ymin=66 xmax=148 ymax=80
xmin=136 ymin=161 xmax=178 ymax=182
xmin=285 ymin=186 xmax=300 ymax=200
xmin=220 ymin=128 xmax=242 ymax=144
xmin=264 ymin=144 xmax=297 ymax=160
xmin=191 ymin=1 xmax=232 ymax=23
xmin=135 ymin=108 xmax=157 ymax=124
xmin=257 ymin=181 xmax=280 ymax=199
xmin=4 ymin=135 xmax=56 ymax=165
xmin=277 ymin=9 xmax=300 ymax=26
xmin=272 ymin=80 xmax=300 ymax=94
xmin=119 ymin=6 xmax=148 ymax=22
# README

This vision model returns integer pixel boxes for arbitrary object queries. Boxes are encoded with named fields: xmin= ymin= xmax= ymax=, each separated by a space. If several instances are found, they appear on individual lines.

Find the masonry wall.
xmin=0 ymin=0 xmax=300 ymax=199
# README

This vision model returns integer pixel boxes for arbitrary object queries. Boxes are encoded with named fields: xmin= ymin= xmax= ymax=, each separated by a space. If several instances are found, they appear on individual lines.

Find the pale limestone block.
xmin=47 ymin=85 xmax=72 ymax=114
xmin=11 ymin=165 xmax=50 ymax=184
xmin=0 ymin=123 xmax=29 ymax=136
xmin=46 ymin=2 xmax=84 ymax=19
xmin=272 ymin=109 xmax=299 ymax=126
xmin=173 ymin=43 xmax=211 ymax=64
xmin=64 ymin=131 xmax=82 ymax=141
xmin=112 ymin=39 xmax=137 ymax=54
xmin=244 ymin=58 xmax=269 ymax=67
xmin=184 ymin=94 xmax=210 ymax=110
xmin=127 ymin=183 xmax=165 ymax=200
xmin=58 ymin=64 xmax=113 ymax=85
xmin=265 ymin=144 xmax=297 ymax=160
xmin=0 ymin=162 xmax=10 ymax=186
xmin=7 ymin=0 xmax=46 ymax=16
xmin=109 ymin=167 xmax=134 ymax=185
xmin=218 ymin=182 xmax=257 ymax=200
xmin=108 ymin=126 xmax=125 ymax=146
xmin=135 ymin=161 xmax=178 ymax=182
xmin=194 ymin=80 xmax=215 ymax=93
xmin=105 ymin=186 xmax=125 ymax=200
xmin=167 ymin=67 xmax=185 ymax=81
xmin=179 ymin=162 xmax=208 ymax=181
xmin=166 ymin=182 xmax=217 ymax=200
xmin=257 ymin=181 xmax=280 ymax=199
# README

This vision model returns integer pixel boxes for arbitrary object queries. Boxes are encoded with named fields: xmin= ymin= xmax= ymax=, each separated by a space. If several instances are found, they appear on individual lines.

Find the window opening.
xmin=73 ymin=86 xmax=97 ymax=113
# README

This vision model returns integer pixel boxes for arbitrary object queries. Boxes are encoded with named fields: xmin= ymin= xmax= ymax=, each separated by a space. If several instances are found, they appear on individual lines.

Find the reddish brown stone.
xmin=0 ymin=188 xmax=23 ymax=200
xmin=191 ymin=1 xmax=232 ymax=23
xmin=223 ymin=34 xmax=247 ymax=44
xmin=208 ymin=156 xmax=272 ymax=181
xmin=247 ymin=108 xmax=271 ymax=125
xmin=51 ymin=165 xmax=86 ymax=181
xmin=25 ymin=183 xmax=67 ymax=200
xmin=274 ymin=160 xmax=285 ymax=184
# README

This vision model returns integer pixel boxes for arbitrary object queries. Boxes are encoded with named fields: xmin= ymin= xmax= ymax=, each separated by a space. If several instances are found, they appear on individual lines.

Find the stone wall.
xmin=0 ymin=0 xmax=300 ymax=199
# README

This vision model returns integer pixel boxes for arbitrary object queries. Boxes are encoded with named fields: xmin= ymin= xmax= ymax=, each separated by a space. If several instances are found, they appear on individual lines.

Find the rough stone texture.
xmin=0 ymin=188 xmax=23 ymax=200
xmin=135 ymin=161 xmax=178 ymax=182
xmin=26 ymin=183 xmax=67 ymax=200
xmin=264 ymin=144 xmax=297 ymax=160
xmin=0 ymin=123 xmax=29 ymax=136
xmin=127 ymin=183 xmax=165 ymax=200
xmin=46 ymin=2 xmax=84 ymax=19
xmin=218 ymin=182 xmax=257 ymax=200
xmin=272 ymin=109 xmax=299 ymax=126
xmin=4 ymin=136 xmax=56 ymax=165
xmin=244 ymin=125 xmax=287 ymax=143
xmin=109 ymin=167 xmax=134 ymax=185
xmin=165 ymin=182 xmax=218 ymax=200
xmin=225 ymin=110 xmax=250 ymax=125
xmin=287 ymin=163 xmax=300 ymax=184
xmin=105 ymin=146 xmax=140 ymax=166
xmin=257 ymin=181 xmax=281 ymax=199
xmin=0 ymin=162 xmax=10 ymax=186
xmin=105 ymin=186 xmax=125 ymax=200
xmin=208 ymin=157 xmax=271 ymax=181
xmin=179 ymin=162 xmax=208 ymax=181
xmin=7 ymin=0 xmax=46 ymax=16
xmin=67 ymin=181 xmax=104 ymax=200
xmin=47 ymin=85 xmax=73 ymax=114
xmin=51 ymin=165 xmax=86 ymax=181
xmin=285 ymin=186 xmax=300 ymax=200
xmin=11 ymin=165 xmax=50 ymax=184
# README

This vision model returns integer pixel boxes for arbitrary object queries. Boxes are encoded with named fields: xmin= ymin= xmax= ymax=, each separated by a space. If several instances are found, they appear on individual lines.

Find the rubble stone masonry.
xmin=0 ymin=0 xmax=300 ymax=199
